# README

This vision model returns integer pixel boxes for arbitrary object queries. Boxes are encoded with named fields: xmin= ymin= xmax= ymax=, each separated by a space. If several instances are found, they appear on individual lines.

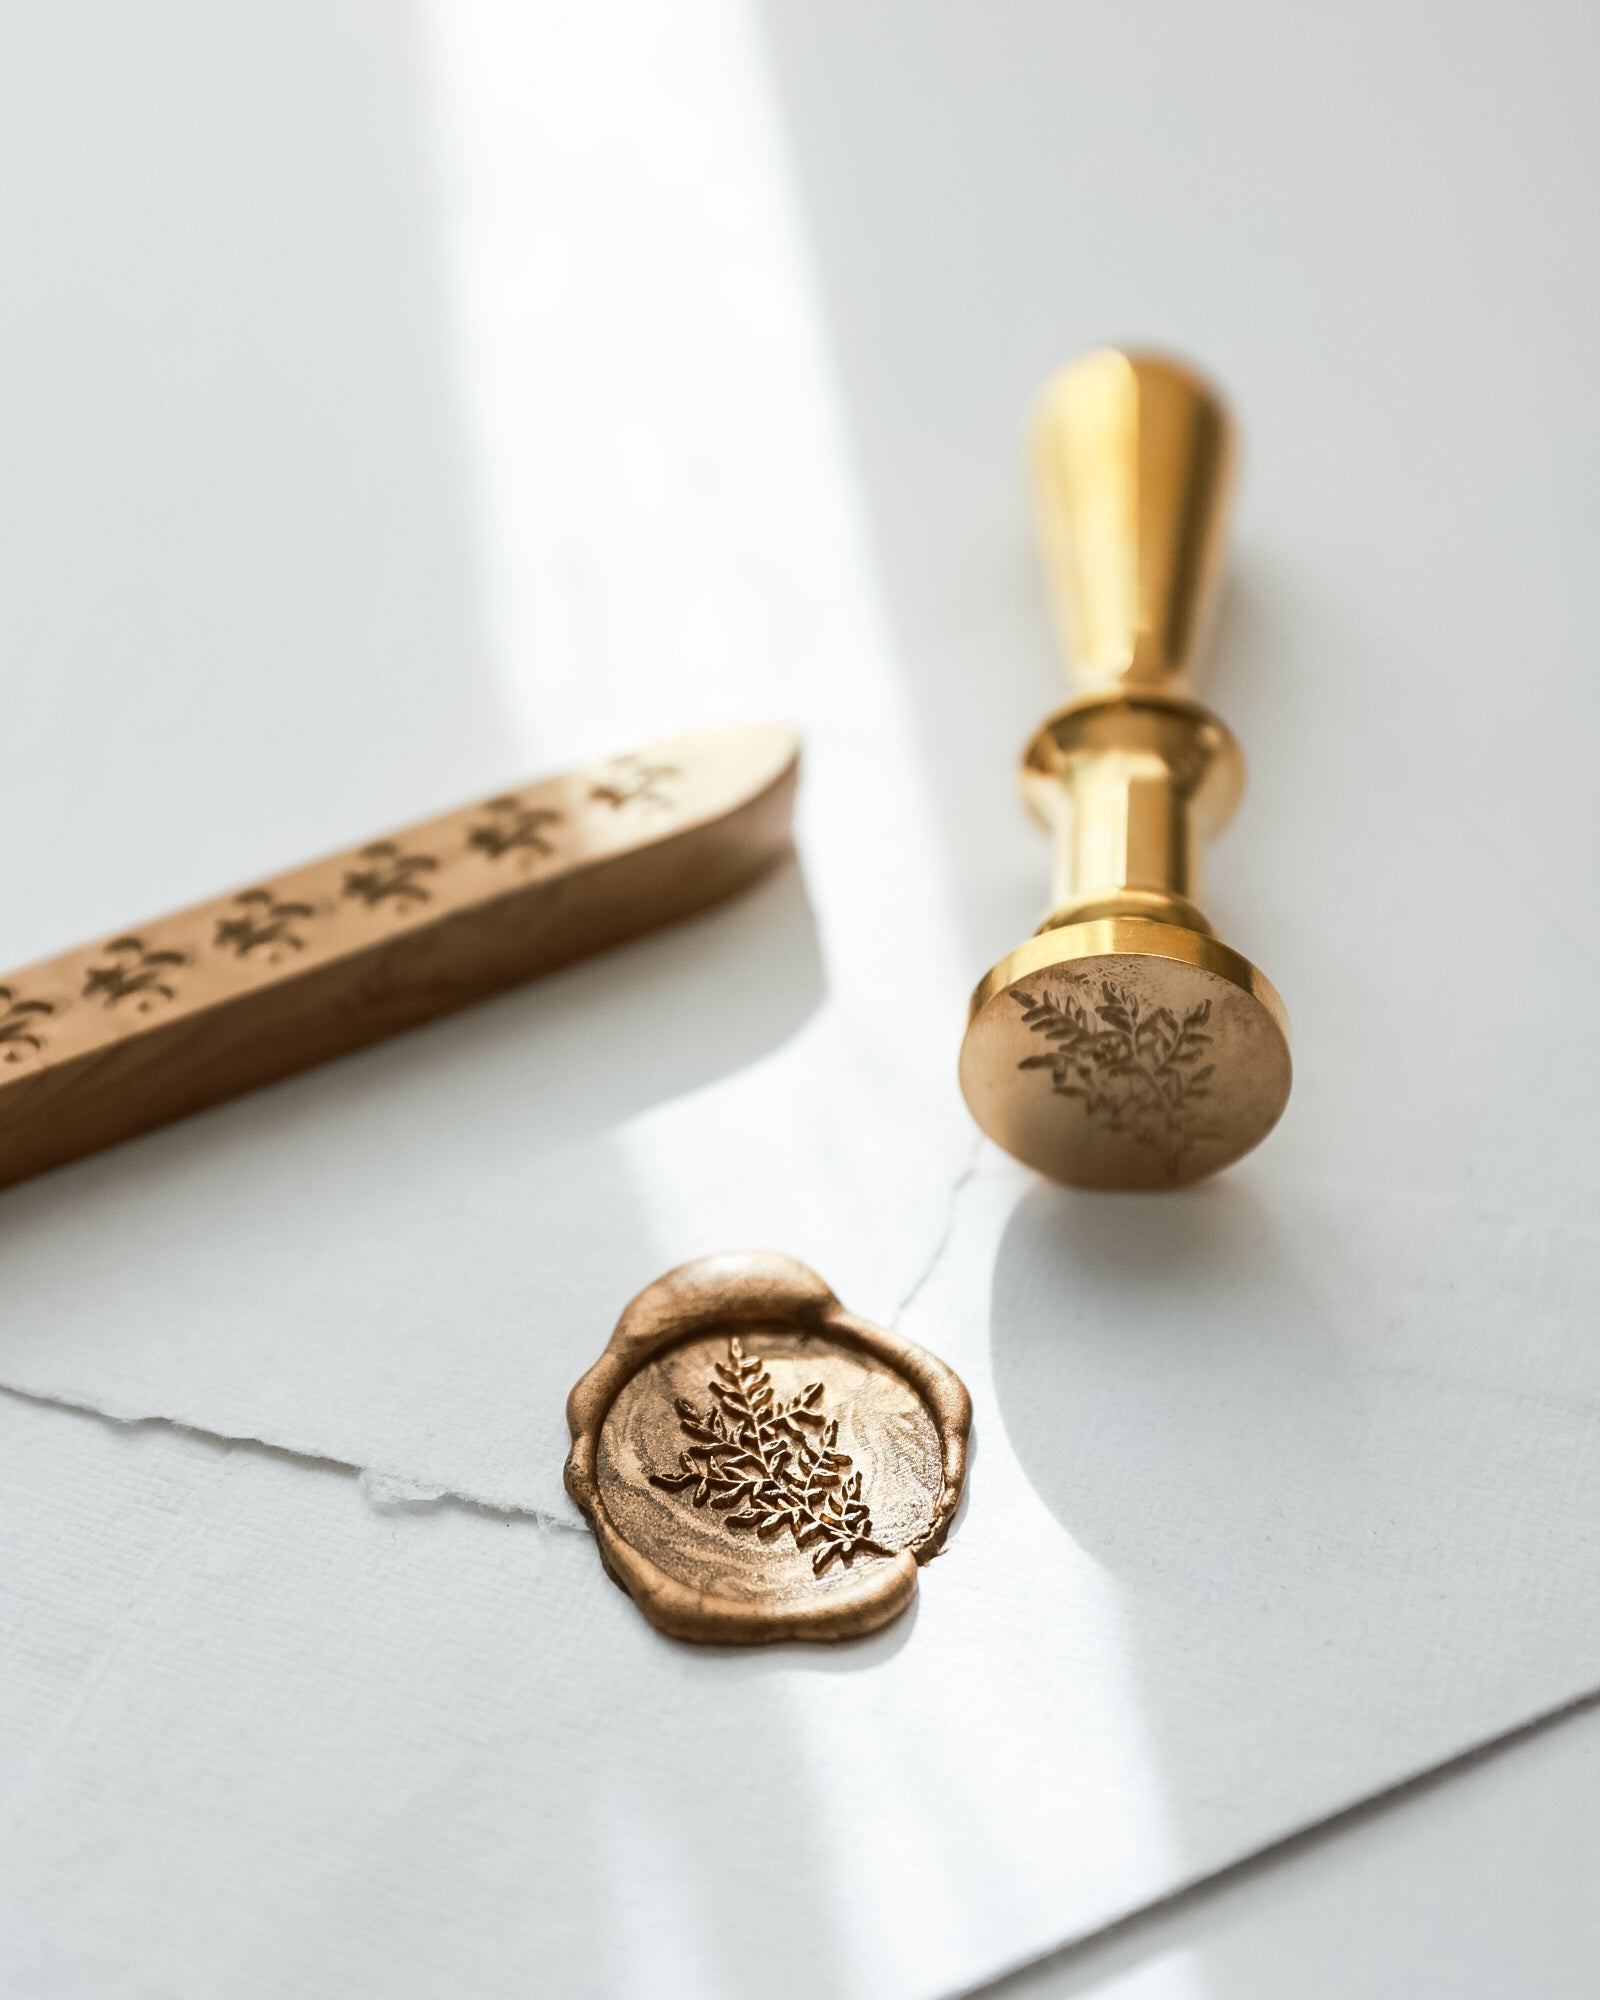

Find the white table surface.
xmin=1 ymin=3 xmax=1597 ymax=1996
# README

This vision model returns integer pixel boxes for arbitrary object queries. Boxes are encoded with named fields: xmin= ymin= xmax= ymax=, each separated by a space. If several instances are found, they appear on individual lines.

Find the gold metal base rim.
xmin=967 ymin=917 xmax=1290 ymax=1041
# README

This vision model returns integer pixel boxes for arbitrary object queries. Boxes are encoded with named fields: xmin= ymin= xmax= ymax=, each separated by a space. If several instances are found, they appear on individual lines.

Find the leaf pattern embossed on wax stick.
xmin=651 ymin=1338 xmax=892 ymax=1575
xmin=1015 ymin=978 xmax=1218 ymax=1174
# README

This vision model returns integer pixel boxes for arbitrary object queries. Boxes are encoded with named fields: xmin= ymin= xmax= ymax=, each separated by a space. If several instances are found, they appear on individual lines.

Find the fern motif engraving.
xmin=651 ymin=1337 xmax=891 ymax=1575
xmin=1015 ymin=979 xmax=1217 ymax=1174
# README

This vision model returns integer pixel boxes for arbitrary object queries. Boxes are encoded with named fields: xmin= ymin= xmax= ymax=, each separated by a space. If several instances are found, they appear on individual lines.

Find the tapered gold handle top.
xmin=1033 ymin=350 xmax=1234 ymax=696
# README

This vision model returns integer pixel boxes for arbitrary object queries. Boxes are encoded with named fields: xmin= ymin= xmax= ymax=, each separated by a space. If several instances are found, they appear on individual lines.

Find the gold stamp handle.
xmin=1024 ymin=349 xmax=1245 ymax=938
xmin=1033 ymin=349 xmax=1234 ymax=697
xmin=959 ymin=348 xmax=1288 ymax=1190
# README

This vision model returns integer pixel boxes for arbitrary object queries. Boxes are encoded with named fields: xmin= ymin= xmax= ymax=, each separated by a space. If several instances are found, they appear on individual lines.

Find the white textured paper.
xmin=4 ymin=1366 xmax=1600 ymax=2000
xmin=0 ymin=2 xmax=1598 ymax=1996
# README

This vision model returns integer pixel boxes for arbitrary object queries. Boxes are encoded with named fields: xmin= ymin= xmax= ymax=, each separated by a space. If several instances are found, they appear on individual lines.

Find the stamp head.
xmin=960 ymin=918 xmax=1291 ymax=1190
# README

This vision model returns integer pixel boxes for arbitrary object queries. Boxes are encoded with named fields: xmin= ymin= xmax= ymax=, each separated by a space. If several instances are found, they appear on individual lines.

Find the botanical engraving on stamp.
xmin=83 ymin=937 xmax=186 ymax=1012
xmin=467 ymin=794 xmax=563 ymax=861
xmin=342 ymin=841 xmax=438 ymax=908
xmin=0 ymin=987 xmax=53 ymax=1065
xmin=215 ymin=888 xmax=316 ymax=960
xmin=589 ymin=754 xmax=678 ymax=812
xmin=651 ymin=1336 xmax=889 ymax=1575
xmin=1014 ymin=978 xmax=1216 ymax=1174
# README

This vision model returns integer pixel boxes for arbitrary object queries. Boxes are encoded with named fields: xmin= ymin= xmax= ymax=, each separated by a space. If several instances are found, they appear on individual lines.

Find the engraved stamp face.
xmin=567 ymin=1253 xmax=970 ymax=1644
xmin=1014 ymin=976 xmax=1218 ymax=1177
xmin=960 ymin=929 xmax=1292 ymax=1190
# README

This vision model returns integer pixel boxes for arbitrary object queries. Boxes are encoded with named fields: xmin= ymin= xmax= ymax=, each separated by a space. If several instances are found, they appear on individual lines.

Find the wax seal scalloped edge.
xmin=564 ymin=1250 xmax=972 ymax=1645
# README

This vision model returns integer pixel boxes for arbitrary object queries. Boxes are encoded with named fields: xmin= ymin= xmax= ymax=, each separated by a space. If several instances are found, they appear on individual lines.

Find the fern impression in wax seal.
xmin=565 ymin=1252 xmax=971 ymax=1644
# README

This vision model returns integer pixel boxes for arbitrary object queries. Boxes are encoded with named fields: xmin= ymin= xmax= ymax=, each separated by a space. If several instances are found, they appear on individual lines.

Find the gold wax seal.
xmin=565 ymin=1252 xmax=971 ymax=1644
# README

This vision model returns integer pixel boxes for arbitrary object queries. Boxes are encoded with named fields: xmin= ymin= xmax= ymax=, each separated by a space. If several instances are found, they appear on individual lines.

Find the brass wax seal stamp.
xmin=565 ymin=1253 xmax=971 ymax=1644
xmin=960 ymin=349 xmax=1291 ymax=1188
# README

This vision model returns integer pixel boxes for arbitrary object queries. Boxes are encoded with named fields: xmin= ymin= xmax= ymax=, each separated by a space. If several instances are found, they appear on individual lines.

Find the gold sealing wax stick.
xmin=0 ymin=723 xmax=798 ymax=1191
xmin=960 ymin=350 xmax=1290 ymax=1189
